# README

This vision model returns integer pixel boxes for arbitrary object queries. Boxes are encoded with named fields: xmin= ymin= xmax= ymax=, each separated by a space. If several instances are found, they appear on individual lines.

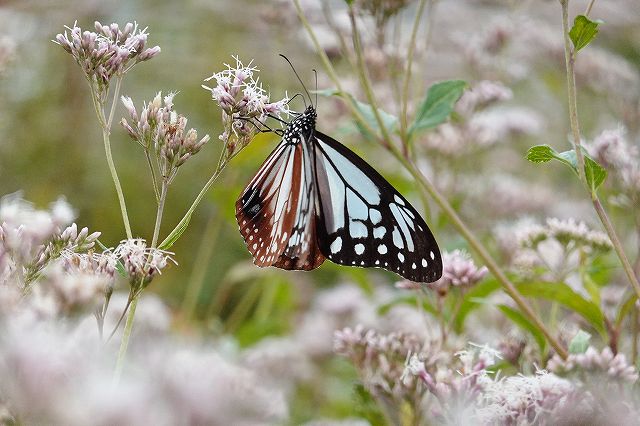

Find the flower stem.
xmin=114 ymin=180 xmax=168 ymax=381
xmin=560 ymin=0 xmax=640 ymax=299
xmin=296 ymin=0 xmax=568 ymax=359
xmin=397 ymin=154 xmax=568 ymax=359
xmin=90 ymin=80 xmax=133 ymax=240
xmin=113 ymin=294 xmax=137 ymax=383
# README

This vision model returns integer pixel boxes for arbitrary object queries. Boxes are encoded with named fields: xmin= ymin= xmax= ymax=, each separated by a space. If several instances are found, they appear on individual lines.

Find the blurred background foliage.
xmin=0 ymin=0 xmax=639 ymax=421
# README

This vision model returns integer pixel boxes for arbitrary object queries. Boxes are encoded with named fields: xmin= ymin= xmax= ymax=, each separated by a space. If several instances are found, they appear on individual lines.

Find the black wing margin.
xmin=311 ymin=131 xmax=442 ymax=283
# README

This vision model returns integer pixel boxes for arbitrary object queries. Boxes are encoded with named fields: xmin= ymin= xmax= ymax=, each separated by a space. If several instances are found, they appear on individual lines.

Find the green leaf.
xmin=517 ymin=282 xmax=606 ymax=335
xmin=453 ymin=278 xmax=501 ymax=333
xmin=352 ymin=98 xmax=398 ymax=139
xmin=158 ymin=213 xmax=192 ymax=250
xmin=615 ymin=294 xmax=638 ymax=329
xmin=569 ymin=15 xmax=603 ymax=52
xmin=498 ymin=304 xmax=547 ymax=353
xmin=409 ymin=80 xmax=467 ymax=137
xmin=315 ymin=88 xmax=398 ymax=140
xmin=526 ymin=144 xmax=607 ymax=192
xmin=569 ymin=329 xmax=591 ymax=354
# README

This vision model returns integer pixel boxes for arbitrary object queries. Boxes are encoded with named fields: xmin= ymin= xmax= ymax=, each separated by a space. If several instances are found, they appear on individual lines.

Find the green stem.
xmin=347 ymin=7 xmax=393 ymax=148
xmin=296 ymin=1 xmax=567 ymax=359
xmin=181 ymin=208 xmax=223 ymax=320
xmin=560 ymin=0 xmax=640 ymax=300
xmin=113 ymin=295 xmax=137 ymax=383
xmin=90 ymin=81 xmax=133 ymax=239
xmin=400 ymin=0 xmax=429 ymax=140
xmin=114 ymin=180 xmax=168 ymax=381
xmin=396 ymin=154 xmax=568 ymax=359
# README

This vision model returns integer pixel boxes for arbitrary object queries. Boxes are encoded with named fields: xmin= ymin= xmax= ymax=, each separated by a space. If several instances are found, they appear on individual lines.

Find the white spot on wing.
xmin=350 ymin=221 xmax=368 ymax=238
xmin=392 ymin=228 xmax=404 ymax=249
xmin=422 ymin=258 xmax=427 ymax=267
xmin=330 ymin=236 xmax=343 ymax=254
xmin=377 ymin=244 xmax=387 ymax=254
xmin=369 ymin=208 xmax=382 ymax=224
xmin=394 ymin=194 xmax=405 ymax=206
xmin=373 ymin=226 xmax=386 ymax=239
xmin=398 ymin=252 xmax=405 ymax=262
xmin=430 ymin=251 xmax=435 ymax=260
xmin=355 ymin=243 xmax=365 ymax=255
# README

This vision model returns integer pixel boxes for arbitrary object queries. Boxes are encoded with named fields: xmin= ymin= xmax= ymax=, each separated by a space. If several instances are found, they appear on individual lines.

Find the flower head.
xmin=120 ymin=92 xmax=210 ymax=180
xmin=113 ymin=238 xmax=175 ymax=288
xmin=428 ymin=250 xmax=488 ymax=295
xmin=203 ymin=56 xmax=290 ymax=157
xmin=54 ymin=21 xmax=160 ymax=94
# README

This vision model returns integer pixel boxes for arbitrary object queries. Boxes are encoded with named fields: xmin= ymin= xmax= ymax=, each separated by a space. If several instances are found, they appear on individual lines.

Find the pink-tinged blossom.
xmin=54 ymin=21 xmax=160 ymax=92
xmin=203 ymin=56 xmax=290 ymax=157
xmin=428 ymin=250 xmax=488 ymax=295
xmin=548 ymin=346 xmax=639 ymax=384
xmin=113 ymin=238 xmax=175 ymax=287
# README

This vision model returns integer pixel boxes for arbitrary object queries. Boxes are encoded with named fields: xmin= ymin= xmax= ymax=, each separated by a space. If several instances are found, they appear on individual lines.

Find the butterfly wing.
xmin=312 ymin=131 xmax=442 ymax=282
xmin=236 ymin=138 xmax=325 ymax=270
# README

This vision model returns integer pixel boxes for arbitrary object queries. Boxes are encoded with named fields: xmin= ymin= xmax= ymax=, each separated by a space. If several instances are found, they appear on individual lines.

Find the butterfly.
xmin=235 ymin=105 xmax=442 ymax=283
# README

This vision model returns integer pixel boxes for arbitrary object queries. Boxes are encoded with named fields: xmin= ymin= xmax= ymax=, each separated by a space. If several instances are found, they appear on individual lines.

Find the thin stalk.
xmin=585 ymin=0 xmax=597 ymax=16
xmin=181 ymin=209 xmax=223 ymax=320
xmin=560 ymin=0 xmax=587 ymax=186
xmin=560 ymin=0 xmax=640 ymax=299
xmin=296 ymin=1 xmax=567 ymax=359
xmin=114 ymin=180 xmax=168 ymax=381
xmin=113 ymin=295 xmax=137 ymax=383
xmin=400 ymin=0 xmax=429 ymax=139
xmin=347 ymin=7 xmax=394 ymax=148
xmin=90 ymin=82 xmax=133 ymax=239
xmin=633 ymin=305 xmax=638 ymax=363
xmin=396 ymin=153 xmax=568 ymax=359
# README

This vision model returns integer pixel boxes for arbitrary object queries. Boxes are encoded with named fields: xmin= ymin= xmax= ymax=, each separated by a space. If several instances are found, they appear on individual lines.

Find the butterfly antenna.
xmin=287 ymin=93 xmax=306 ymax=111
xmin=279 ymin=54 xmax=313 ymax=108
xmin=312 ymin=69 xmax=318 ymax=107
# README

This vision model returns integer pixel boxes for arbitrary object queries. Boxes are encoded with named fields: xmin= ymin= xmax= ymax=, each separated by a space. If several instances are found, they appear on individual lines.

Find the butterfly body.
xmin=236 ymin=105 xmax=442 ymax=283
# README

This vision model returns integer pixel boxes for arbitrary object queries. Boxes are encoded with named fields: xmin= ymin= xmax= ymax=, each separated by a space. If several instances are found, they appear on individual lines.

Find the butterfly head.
xmin=284 ymin=105 xmax=317 ymax=142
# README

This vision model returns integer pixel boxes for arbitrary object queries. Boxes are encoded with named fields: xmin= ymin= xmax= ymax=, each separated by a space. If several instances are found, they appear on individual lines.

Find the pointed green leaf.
xmin=526 ymin=145 xmax=607 ymax=192
xmin=315 ymin=88 xmax=398 ymax=140
xmin=615 ymin=294 xmax=638 ymax=329
xmin=498 ymin=304 xmax=547 ymax=353
xmin=453 ymin=278 xmax=501 ymax=332
xmin=158 ymin=213 xmax=192 ymax=250
xmin=569 ymin=15 xmax=603 ymax=52
xmin=409 ymin=80 xmax=467 ymax=137
xmin=517 ymin=281 xmax=605 ymax=335
xmin=568 ymin=330 xmax=591 ymax=354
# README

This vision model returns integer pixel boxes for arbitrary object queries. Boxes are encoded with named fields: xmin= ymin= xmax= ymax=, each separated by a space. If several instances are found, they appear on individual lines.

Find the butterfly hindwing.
xmin=312 ymin=131 xmax=443 ymax=282
xmin=236 ymin=136 xmax=325 ymax=270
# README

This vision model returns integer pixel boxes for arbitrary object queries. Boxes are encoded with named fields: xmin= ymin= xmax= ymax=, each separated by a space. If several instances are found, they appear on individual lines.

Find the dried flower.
xmin=113 ymin=238 xmax=175 ymax=288
xmin=428 ymin=250 xmax=488 ymax=295
xmin=203 ymin=56 xmax=290 ymax=157
xmin=54 ymin=21 xmax=160 ymax=95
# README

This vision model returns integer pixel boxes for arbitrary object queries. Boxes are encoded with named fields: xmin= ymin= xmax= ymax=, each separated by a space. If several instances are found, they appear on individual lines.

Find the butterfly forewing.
xmin=312 ymin=131 xmax=443 ymax=282
xmin=236 ymin=136 xmax=325 ymax=270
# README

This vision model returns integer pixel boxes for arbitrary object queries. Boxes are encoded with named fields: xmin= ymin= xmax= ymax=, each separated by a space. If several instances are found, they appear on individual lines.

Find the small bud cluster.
xmin=54 ymin=21 xmax=160 ymax=94
xmin=203 ymin=56 xmax=290 ymax=157
xmin=0 ymin=194 xmax=100 ymax=287
xmin=121 ymin=92 xmax=209 ymax=180
xmin=517 ymin=217 xmax=612 ymax=253
xmin=334 ymin=325 xmax=423 ymax=396
xmin=548 ymin=346 xmax=639 ymax=384
xmin=61 ymin=251 xmax=117 ymax=295
xmin=588 ymin=127 xmax=640 ymax=198
xmin=113 ymin=238 xmax=175 ymax=288
xmin=428 ymin=249 xmax=488 ymax=296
